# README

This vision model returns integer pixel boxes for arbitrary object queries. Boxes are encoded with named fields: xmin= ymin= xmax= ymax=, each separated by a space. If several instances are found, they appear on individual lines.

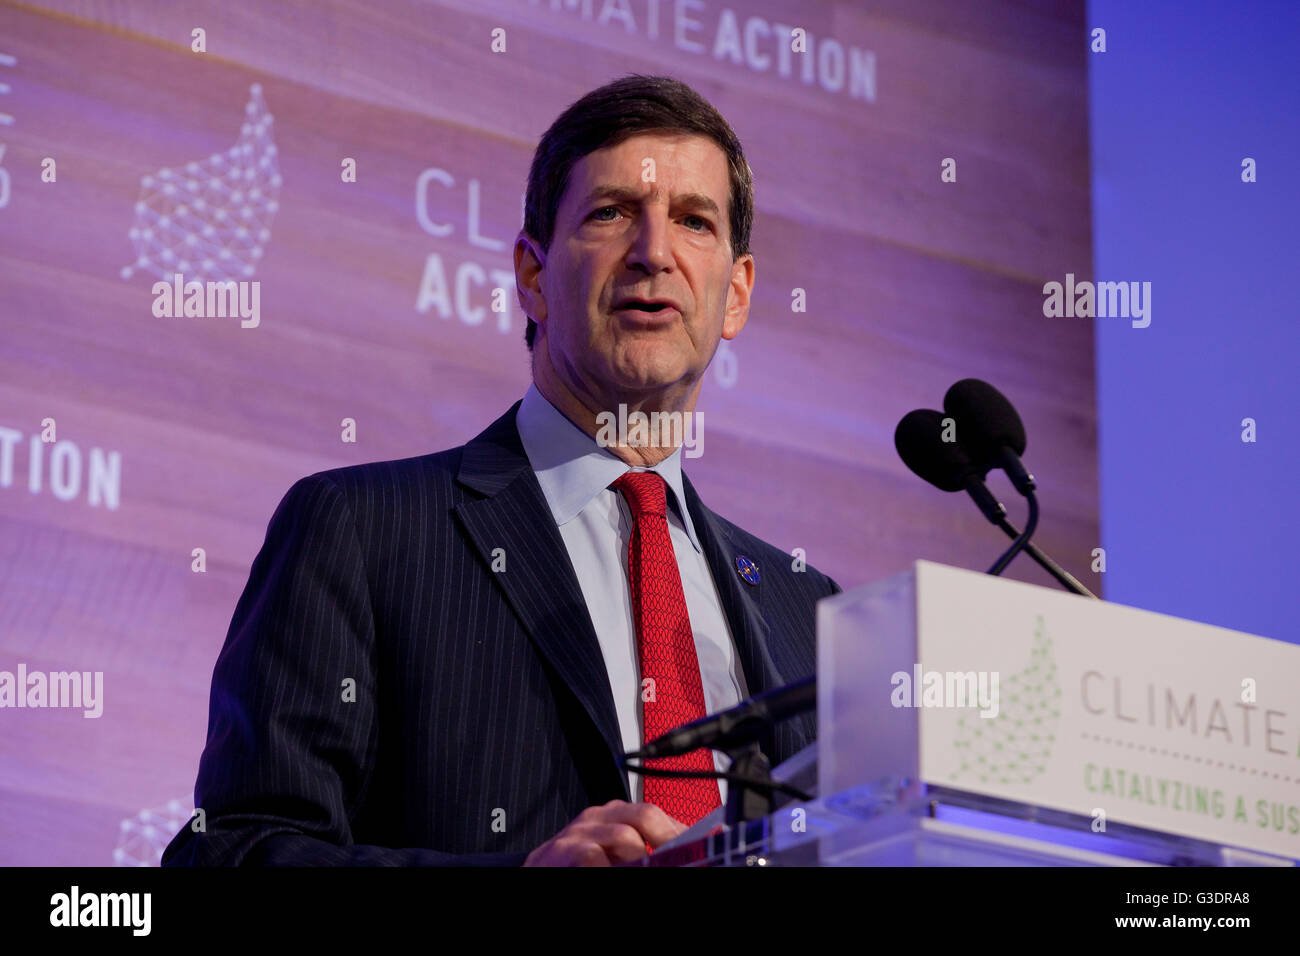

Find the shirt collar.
xmin=515 ymin=382 xmax=704 ymax=554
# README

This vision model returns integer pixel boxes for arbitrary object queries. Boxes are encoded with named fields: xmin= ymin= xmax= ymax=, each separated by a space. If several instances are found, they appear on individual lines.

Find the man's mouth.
xmin=612 ymin=297 xmax=681 ymax=315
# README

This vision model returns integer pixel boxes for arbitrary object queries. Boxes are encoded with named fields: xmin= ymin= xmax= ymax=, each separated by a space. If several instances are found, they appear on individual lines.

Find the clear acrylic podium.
xmin=642 ymin=744 xmax=1293 ymax=867
xmin=641 ymin=563 xmax=1299 ymax=867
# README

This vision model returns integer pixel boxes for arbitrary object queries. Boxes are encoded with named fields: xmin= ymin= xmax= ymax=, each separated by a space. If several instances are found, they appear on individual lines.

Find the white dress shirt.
xmin=515 ymin=383 xmax=749 ymax=804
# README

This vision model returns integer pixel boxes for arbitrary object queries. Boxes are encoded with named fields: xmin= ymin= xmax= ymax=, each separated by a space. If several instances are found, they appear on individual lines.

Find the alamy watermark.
xmin=152 ymin=273 xmax=260 ymax=328
xmin=595 ymin=404 xmax=703 ymax=459
xmin=0 ymin=663 xmax=103 ymax=717
xmin=891 ymin=664 xmax=1000 ymax=719
xmin=50 ymin=886 xmax=150 ymax=935
xmin=1043 ymin=273 xmax=1151 ymax=328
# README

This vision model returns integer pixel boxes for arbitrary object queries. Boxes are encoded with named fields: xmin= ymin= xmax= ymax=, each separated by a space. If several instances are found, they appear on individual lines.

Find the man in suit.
xmin=163 ymin=74 xmax=840 ymax=868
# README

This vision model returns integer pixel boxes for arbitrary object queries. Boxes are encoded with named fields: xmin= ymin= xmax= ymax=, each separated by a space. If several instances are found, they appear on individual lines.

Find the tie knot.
xmin=612 ymin=471 xmax=667 ymax=518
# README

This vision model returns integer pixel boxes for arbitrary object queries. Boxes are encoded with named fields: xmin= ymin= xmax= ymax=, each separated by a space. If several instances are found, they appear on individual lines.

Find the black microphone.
xmin=625 ymin=676 xmax=815 ymax=761
xmin=943 ymin=378 xmax=1035 ymax=496
xmin=894 ymin=408 xmax=1007 ymax=523
xmin=895 ymin=404 xmax=1034 ymax=575
xmin=894 ymin=404 xmax=1097 ymax=597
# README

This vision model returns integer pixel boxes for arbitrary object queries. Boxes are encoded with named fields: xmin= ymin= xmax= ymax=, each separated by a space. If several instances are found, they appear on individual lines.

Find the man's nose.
xmin=625 ymin=209 xmax=674 ymax=274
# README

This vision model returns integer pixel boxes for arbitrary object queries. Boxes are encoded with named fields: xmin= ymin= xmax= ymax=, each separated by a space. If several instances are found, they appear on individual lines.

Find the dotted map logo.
xmin=950 ymin=615 xmax=1061 ymax=786
xmin=120 ymin=83 xmax=281 ymax=284
xmin=113 ymin=797 xmax=192 ymax=866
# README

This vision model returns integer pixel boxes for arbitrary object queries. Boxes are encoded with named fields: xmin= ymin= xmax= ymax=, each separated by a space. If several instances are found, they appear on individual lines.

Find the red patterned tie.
xmin=612 ymin=471 xmax=722 ymax=829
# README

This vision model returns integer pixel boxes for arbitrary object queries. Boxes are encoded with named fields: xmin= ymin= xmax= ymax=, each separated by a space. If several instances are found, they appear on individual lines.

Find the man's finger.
xmin=594 ymin=800 xmax=686 ymax=848
xmin=567 ymin=822 xmax=653 ymax=864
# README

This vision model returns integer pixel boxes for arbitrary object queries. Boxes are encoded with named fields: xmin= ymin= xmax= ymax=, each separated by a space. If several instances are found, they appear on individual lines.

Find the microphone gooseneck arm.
xmin=987 ymin=488 xmax=1039 ymax=576
xmin=995 ymin=445 xmax=1036 ymax=496
xmin=997 ymin=517 xmax=1098 ymax=597
xmin=965 ymin=474 xmax=1097 ymax=598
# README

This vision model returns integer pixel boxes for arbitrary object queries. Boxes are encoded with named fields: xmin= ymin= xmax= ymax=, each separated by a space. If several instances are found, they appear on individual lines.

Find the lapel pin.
xmin=735 ymin=554 xmax=760 ymax=585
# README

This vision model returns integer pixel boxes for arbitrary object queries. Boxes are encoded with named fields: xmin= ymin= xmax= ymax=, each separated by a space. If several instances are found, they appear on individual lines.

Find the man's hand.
xmin=523 ymin=800 xmax=686 ymax=866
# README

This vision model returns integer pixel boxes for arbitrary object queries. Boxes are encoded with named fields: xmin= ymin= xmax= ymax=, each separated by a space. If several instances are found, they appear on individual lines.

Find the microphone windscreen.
xmin=943 ymin=378 xmax=1027 ymax=457
xmin=894 ymin=409 xmax=977 ymax=492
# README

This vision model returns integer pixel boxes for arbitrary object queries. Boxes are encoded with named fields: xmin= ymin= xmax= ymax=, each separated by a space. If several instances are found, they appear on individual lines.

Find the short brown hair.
xmin=521 ymin=75 xmax=754 ymax=351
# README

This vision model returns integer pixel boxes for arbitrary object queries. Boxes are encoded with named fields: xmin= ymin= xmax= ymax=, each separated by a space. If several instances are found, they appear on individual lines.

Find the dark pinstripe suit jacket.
xmin=162 ymin=400 xmax=840 ymax=866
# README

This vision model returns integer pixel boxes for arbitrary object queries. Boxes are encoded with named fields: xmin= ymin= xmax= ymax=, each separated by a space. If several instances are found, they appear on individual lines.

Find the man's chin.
xmin=601 ymin=362 xmax=694 ymax=399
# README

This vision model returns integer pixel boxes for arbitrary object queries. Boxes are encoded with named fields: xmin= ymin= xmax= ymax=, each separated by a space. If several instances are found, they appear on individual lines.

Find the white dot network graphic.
xmin=121 ymin=84 xmax=281 ymax=284
xmin=114 ymin=798 xmax=193 ymax=866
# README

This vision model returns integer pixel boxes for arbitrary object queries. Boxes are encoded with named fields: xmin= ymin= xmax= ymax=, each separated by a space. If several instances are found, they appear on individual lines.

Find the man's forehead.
xmin=566 ymin=133 xmax=729 ymax=202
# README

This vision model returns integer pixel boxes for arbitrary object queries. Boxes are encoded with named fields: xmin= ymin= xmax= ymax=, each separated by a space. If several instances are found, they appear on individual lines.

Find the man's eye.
xmin=591 ymin=206 xmax=620 ymax=221
xmin=683 ymin=215 xmax=711 ymax=232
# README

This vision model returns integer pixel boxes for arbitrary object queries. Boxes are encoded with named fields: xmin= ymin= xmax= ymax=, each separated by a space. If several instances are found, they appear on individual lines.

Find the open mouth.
xmin=613 ymin=299 xmax=679 ymax=314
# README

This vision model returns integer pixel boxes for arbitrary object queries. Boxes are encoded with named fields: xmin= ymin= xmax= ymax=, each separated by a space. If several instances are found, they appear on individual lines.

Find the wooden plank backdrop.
xmin=0 ymin=0 xmax=1096 ymax=864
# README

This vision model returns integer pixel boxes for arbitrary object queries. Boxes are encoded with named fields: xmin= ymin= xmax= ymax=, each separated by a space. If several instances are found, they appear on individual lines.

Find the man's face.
xmin=520 ymin=131 xmax=753 ymax=405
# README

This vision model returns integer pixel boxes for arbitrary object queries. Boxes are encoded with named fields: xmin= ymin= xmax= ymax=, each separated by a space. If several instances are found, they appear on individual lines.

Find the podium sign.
xmin=818 ymin=561 xmax=1300 ymax=860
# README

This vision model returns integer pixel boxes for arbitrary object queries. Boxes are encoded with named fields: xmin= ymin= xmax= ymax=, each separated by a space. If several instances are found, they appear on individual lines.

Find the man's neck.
xmin=533 ymin=353 xmax=699 ymax=469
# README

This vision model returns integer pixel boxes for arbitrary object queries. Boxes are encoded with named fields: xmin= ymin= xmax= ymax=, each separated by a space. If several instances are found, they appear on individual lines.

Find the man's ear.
xmin=514 ymin=231 xmax=548 ymax=324
xmin=721 ymin=253 xmax=754 ymax=340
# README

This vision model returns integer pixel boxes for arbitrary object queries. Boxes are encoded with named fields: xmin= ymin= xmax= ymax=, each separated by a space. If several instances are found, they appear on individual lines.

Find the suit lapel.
xmin=452 ymin=402 xmax=811 ymax=796
xmin=681 ymin=472 xmax=778 ymax=698
xmin=681 ymin=471 xmax=815 ymax=765
xmin=453 ymin=401 xmax=630 ymax=801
